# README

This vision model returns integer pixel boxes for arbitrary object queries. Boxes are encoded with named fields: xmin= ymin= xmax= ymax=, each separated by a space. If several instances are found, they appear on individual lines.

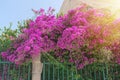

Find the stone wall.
xmin=59 ymin=0 xmax=115 ymax=13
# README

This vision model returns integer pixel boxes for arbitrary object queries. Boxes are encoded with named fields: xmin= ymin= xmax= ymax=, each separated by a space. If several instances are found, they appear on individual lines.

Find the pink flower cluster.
xmin=1 ymin=5 xmax=120 ymax=69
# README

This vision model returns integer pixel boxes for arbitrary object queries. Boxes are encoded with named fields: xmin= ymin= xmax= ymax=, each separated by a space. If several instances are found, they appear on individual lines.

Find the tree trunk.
xmin=32 ymin=54 xmax=43 ymax=80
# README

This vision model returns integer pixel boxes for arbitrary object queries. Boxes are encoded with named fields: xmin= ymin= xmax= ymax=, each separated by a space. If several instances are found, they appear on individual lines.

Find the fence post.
xmin=32 ymin=54 xmax=43 ymax=80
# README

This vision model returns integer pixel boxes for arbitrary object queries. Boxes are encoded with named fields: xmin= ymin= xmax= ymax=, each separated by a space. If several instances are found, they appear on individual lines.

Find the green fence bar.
xmin=28 ymin=64 xmax=31 ymax=80
xmin=53 ymin=64 xmax=54 ymax=80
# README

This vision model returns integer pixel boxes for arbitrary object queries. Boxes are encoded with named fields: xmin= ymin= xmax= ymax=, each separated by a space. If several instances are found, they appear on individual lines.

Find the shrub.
xmin=1 ymin=5 xmax=120 ymax=69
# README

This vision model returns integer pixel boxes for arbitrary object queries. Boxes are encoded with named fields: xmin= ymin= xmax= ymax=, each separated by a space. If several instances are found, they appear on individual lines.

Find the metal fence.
xmin=0 ymin=60 xmax=120 ymax=80
xmin=41 ymin=62 xmax=120 ymax=80
xmin=0 ymin=61 xmax=31 ymax=80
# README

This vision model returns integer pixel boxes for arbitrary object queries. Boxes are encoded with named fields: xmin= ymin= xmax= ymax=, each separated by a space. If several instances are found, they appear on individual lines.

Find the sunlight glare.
xmin=110 ymin=0 xmax=120 ymax=18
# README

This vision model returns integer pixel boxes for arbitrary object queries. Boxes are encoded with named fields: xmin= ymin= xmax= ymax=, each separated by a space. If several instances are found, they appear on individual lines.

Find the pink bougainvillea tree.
xmin=1 ymin=5 xmax=120 ymax=69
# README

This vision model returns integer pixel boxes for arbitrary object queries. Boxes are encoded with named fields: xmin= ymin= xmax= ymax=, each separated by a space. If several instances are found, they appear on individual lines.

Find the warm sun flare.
xmin=109 ymin=0 xmax=120 ymax=17
xmin=81 ymin=0 xmax=120 ymax=17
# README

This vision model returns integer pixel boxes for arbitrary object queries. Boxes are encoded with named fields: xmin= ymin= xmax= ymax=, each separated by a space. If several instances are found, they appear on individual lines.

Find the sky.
xmin=0 ymin=0 xmax=64 ymax=29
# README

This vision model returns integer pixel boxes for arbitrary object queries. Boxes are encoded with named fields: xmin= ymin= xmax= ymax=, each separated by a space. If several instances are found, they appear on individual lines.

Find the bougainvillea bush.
xmin=0 ymin=22 xmax=29 ymax=59
xmin=0 ymin=27 xmax=18 ymax=61
xmin=1 ymin=5 xmax=120 ymax=69
xmin=0 ymin=24 xmax=30 ymax=80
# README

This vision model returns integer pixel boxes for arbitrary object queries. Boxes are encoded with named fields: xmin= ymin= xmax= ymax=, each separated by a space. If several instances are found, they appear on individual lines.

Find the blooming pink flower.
xmin=1 ymin=5 xmax=120 ymax=69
